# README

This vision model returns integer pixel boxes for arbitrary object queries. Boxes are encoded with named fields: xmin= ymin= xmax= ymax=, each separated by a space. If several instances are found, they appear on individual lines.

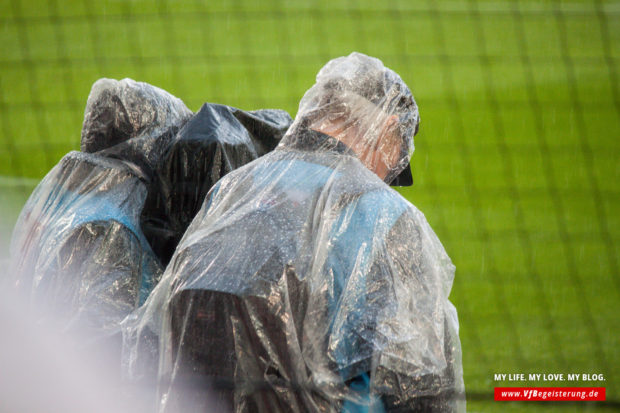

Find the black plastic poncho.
xmin=140 ymin=103 xmax=293 ymax=264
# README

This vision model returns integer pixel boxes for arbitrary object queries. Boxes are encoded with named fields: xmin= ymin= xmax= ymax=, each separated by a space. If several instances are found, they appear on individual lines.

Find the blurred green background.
xmin=1 ymin=0 xmax=619 ymax=411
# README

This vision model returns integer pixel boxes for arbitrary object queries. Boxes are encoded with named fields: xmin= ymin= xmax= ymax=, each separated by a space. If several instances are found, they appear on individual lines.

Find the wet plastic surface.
xmin=123 ymin=53 xmax=464 ymax=412
xmin=81 ymin=78 xmax=192 ymax=154
xmin=142 ymin=103 xmax=292 ymax=264
xmin=9 ymin=78 xmax=193 ymax=342
xmin=9 ymin=152 xmax=162 ymax=338
xmin=9 ymin=78 xmax=292 ymax=355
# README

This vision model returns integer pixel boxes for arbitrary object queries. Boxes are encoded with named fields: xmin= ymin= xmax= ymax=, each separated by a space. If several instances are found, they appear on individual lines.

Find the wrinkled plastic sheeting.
xmin=7 ymin=77 xmax=190 ymax=348
xmin=123 ymin=53 xmax=464 ymax=412
xmin=81 ymin=78 xmax=193 ymax=153
xmin=141 ymin=103 xmax=293 ymax=264
xmin=287 ymin=52 xmax=419 ymax=186
xmin=9 ymin=152 xmax=162 ymax=341
xmin=80 ymin=77 xmax=292 ymax=266
xmin=9 ymin=76 xmax=292 ymax=346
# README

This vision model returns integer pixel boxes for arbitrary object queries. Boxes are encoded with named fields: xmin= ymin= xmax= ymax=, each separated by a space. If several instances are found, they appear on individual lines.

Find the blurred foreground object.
xmin=0 ymin=288 xmax=143 ymax=413
xmin=124 ymin=53 xmax=464 ymax=412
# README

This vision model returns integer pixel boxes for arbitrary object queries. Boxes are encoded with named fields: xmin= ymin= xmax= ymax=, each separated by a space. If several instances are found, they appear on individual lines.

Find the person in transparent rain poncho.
xmin=8 ymin=78 xmax=292 ymax=368
xmin=123 ymin=52 xmax=465 ymax=412
xmin=8 ymin=79 xmax=191 ymax=350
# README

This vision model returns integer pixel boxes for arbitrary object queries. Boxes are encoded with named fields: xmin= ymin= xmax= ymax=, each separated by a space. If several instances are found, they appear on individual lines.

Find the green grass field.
xmin=1 ymin=0 xmax=619 ymax=411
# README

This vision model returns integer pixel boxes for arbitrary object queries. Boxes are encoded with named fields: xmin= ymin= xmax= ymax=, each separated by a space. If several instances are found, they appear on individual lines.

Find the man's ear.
xmin=382 ymin=115 xmax=399 ymax=137
xmin=379 ymin=115 xmax=400 ymax=147
xmin=386 ymin=114 xmax=399 ymax=128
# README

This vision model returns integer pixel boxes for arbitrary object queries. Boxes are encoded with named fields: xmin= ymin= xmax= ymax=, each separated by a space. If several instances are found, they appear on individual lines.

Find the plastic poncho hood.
xmin=282 ymin=52 xmax=419 ymax=186
xmin=81 ymin=78 xmax=192 ymax=153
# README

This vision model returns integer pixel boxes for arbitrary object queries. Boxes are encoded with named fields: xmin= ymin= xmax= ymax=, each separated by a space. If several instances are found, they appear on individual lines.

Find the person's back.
xmin=124 ymin=52 xmax=464 ymax=412
xmin=10 ymin=152 xmax=161 ymax=336
xmin=159 ymin=132 xmax=459 ymax=411
xmin=8 ymin=78 xmax=191 ymax=335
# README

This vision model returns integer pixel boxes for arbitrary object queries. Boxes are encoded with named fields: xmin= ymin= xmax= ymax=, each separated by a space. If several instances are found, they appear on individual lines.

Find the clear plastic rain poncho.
xmin=8 ymin=78 xmax=292 ymax=355
xmin=8 ymin=78 xmax=191 ymax=345
xmin=123 ymin=52 xmax=464 ymax=412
